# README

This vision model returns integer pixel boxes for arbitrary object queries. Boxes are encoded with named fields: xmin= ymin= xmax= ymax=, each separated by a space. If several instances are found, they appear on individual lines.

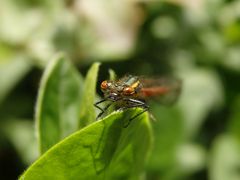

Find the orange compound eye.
xmin=100 ymin=80 xmax=108 ymax=90
xmin=123 ymin=87 xmax=134 ymax=95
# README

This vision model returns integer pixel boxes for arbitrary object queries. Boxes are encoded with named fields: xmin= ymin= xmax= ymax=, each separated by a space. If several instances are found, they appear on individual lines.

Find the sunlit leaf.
xmin=20 ymin=109 xmax=152 ymax=180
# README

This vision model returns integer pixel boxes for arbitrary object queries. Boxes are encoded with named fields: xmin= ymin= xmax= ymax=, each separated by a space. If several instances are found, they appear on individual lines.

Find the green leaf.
xmin=109 ymin=68 xmax=117 ymax=80
xmin=20 ymin=109 xmax=152 ymax=180
xmin=79 ymin=62 xmax=100 ymax=128
xmin=209 ymin=135 xmax=240 ymax=180
xmin=36 ymin=54 xmax=83 ymax=154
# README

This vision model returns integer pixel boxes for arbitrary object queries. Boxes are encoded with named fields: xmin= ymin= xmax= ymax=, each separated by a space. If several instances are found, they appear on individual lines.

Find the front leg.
xmin=94 ymin=96 xmax=119 ymax=120
xmin=94 ymin=99 xmax=107 ymax=111
xmin=94 ymin=99 xmax=108 ymax=120
xmin=96 ymin=103 xmax=113 ymax=119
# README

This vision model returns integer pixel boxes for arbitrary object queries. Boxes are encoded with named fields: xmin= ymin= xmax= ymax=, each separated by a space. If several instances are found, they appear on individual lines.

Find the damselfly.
xmin=94 ymin=74 xmax=181 ymax=127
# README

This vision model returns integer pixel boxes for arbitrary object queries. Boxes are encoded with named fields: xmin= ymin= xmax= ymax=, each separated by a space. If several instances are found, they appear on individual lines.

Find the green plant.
xmin=20 ymin=54 xmax=152 ymax=179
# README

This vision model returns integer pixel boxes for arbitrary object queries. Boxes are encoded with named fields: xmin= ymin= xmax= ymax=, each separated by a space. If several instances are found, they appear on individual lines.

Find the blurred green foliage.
xmin=1 ymin=0 xmax=240 ymax=179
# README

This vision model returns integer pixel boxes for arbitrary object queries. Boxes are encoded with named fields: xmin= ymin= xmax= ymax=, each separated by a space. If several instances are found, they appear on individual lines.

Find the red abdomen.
xmin=140 ymin=87 xmax=170 ymax=97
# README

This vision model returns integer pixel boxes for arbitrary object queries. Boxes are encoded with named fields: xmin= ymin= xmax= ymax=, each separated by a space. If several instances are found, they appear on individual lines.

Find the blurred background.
xmin=1 ymin=0 xmax=240 ymax=179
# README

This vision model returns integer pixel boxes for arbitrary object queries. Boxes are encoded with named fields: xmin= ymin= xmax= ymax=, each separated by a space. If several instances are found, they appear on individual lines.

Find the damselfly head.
xmin=100 ymin=80 xmax=115 ymax=92
xmin=100 ymin=80 xmax=108 ymax=90
xmin=100 ymin=80 xmax=121 ymax=99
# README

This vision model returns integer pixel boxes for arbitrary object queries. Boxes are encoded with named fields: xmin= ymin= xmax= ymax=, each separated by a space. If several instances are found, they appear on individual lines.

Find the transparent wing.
xmin=140 ymin=77 xmax=182 ymax=105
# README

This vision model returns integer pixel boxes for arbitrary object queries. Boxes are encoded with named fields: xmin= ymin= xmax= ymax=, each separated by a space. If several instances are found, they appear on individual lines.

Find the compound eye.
xmin=123 ymin=87 xmax=134 ymax=95
xmin=100 ymin=80 xmax=108 ymax=90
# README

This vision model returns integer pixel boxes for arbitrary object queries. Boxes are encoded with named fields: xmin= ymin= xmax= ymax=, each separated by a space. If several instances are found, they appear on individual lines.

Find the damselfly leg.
xmin=94 ymin=97 xmax=116 ymax=119
xmin=122 ymin=98 xmax=149 ymax=128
